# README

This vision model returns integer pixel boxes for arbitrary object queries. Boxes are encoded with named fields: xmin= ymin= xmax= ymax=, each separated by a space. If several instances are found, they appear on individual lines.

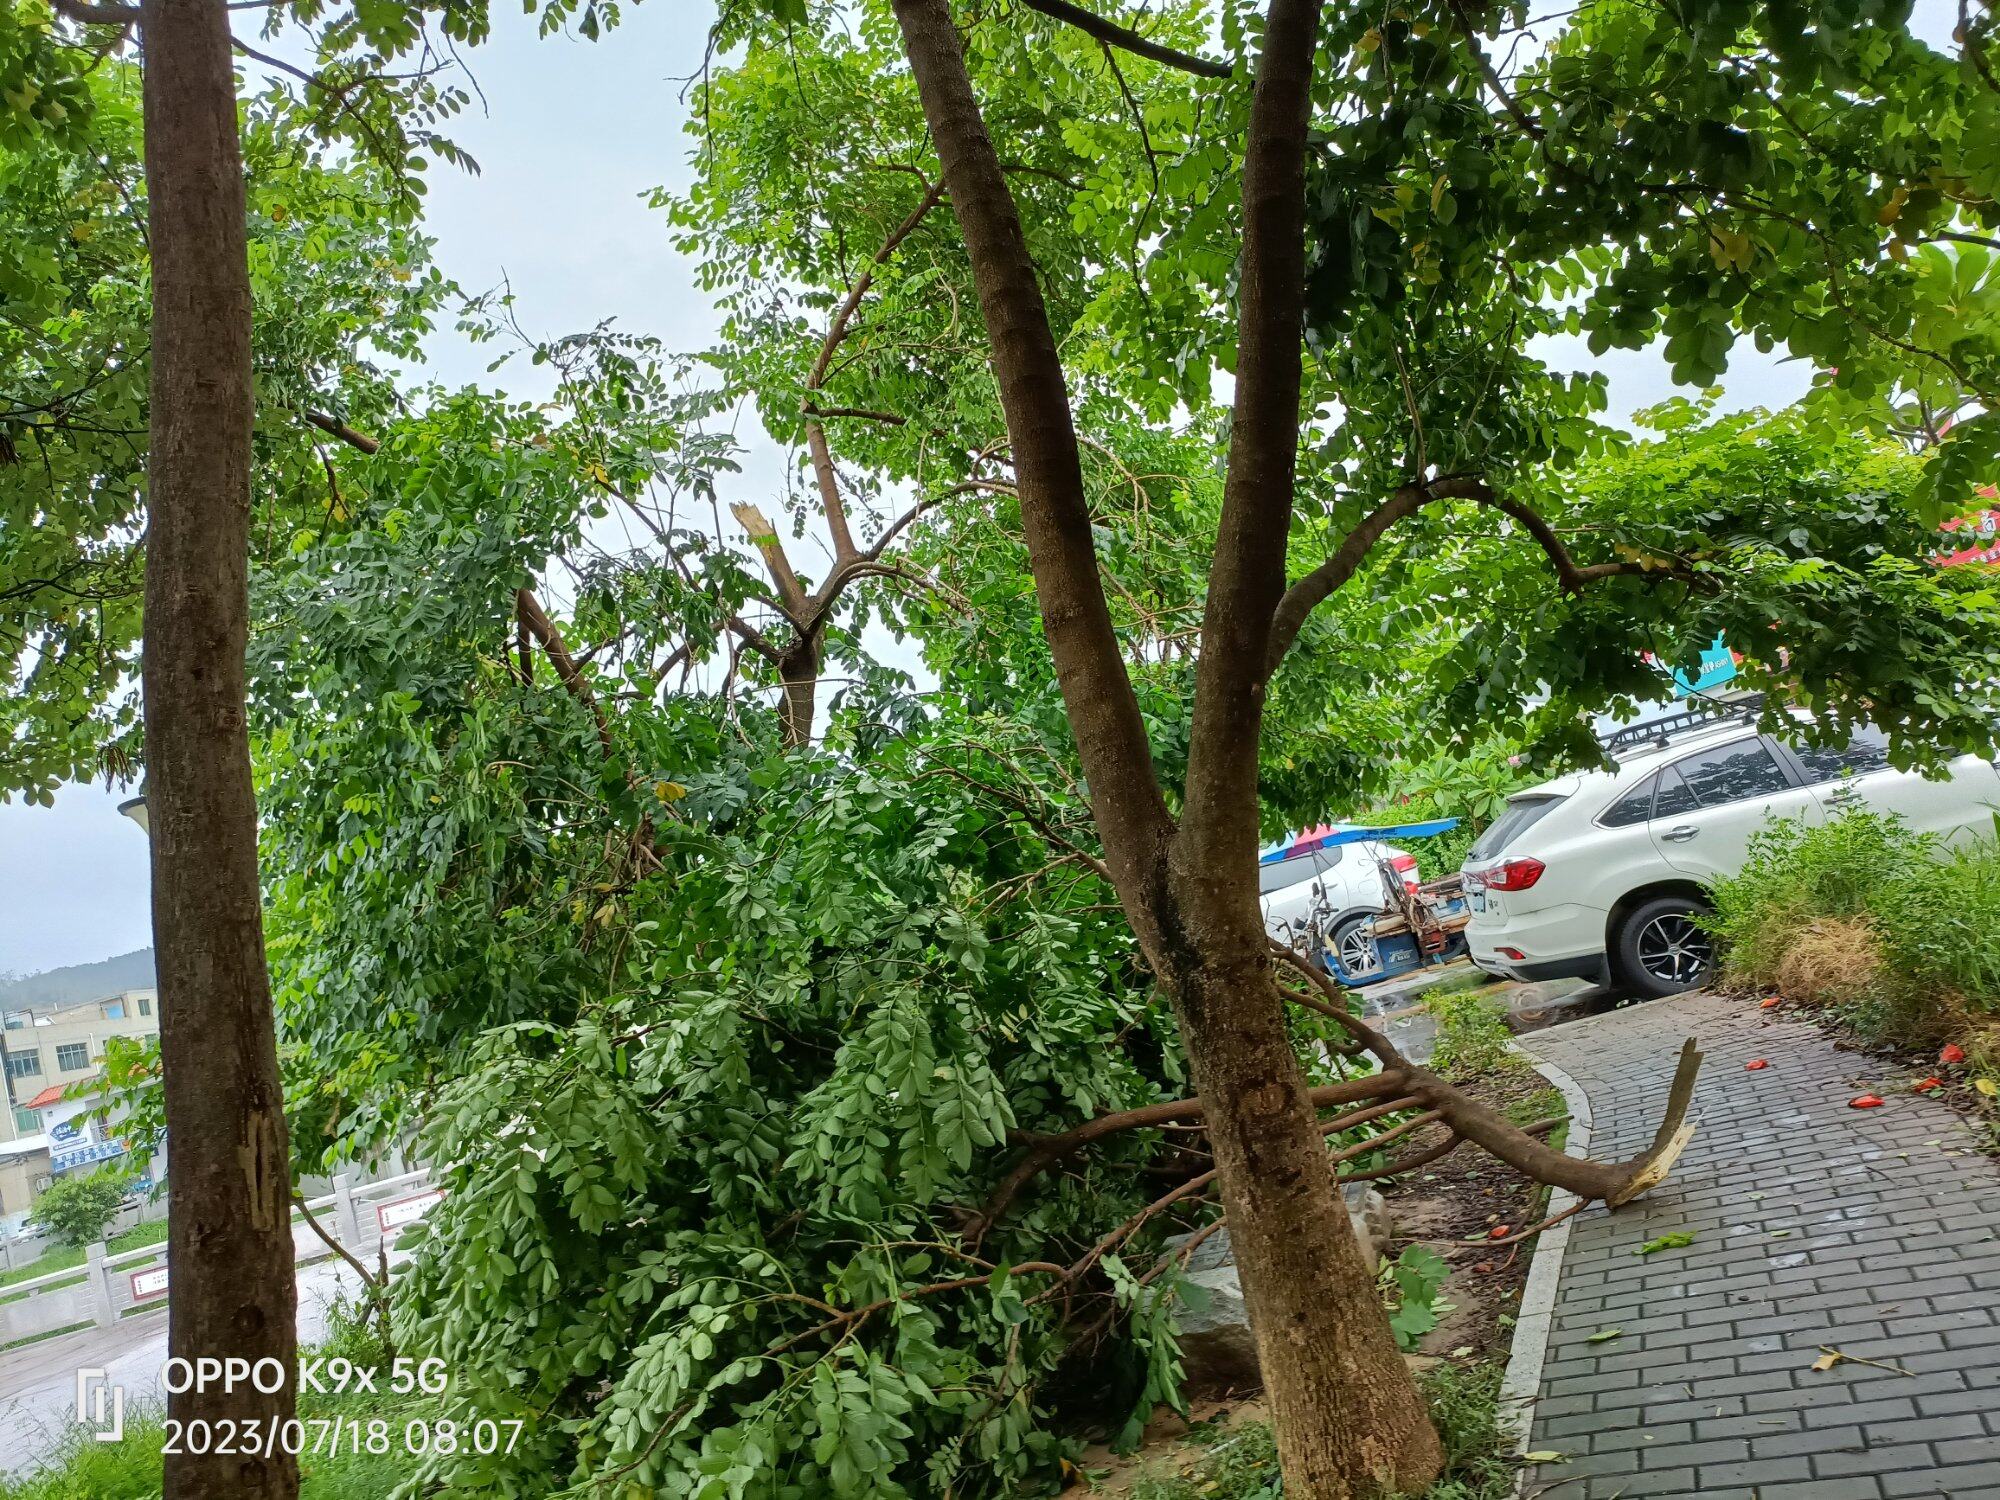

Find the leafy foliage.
xmin=28 ymin=1168 xmax=128 ymax=1248
xmin=1710 ymin=811 xmax=2000 ymax=1102
xmin=1379 ymin=1244 xmax=1454 ymax=1350
xmin=0 ymin=59 xmax=447 ymax=801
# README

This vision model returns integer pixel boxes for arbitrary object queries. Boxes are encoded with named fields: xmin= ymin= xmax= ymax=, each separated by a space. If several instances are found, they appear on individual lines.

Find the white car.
xmin=1259 ymin=831 xmax=1418 ymax=976
xmin=1463 ymin=708 xmax=2000 ymax=997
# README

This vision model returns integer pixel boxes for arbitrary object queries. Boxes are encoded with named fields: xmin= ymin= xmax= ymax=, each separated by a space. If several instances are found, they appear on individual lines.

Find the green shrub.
xmin=1426 ymin=988 xmax=1515 ymax=1081
xmin=27 ymin=1170 xmax=128 ymax=1249
xmin=1706 ymin=811 xmax=1933 ymax=989
xmin=1871 ymin=839 xmax=2000 ymax=1016
xmin=1709 ymin=810 xmax=2000 ymax=1066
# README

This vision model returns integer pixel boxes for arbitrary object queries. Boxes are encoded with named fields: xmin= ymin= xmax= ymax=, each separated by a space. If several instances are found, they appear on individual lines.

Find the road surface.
xmin=0 ymin=1253 xmax=371 ymax=1475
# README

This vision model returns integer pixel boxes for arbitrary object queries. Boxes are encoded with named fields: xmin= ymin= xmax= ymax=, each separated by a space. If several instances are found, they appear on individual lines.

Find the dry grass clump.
xmin=1768 ymin=917 xmax=1884 ymax=1007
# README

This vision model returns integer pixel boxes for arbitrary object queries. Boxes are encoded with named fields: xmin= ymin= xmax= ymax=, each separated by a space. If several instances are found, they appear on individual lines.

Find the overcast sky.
xmin=0 ymin=3 xmax=1830 ymax=977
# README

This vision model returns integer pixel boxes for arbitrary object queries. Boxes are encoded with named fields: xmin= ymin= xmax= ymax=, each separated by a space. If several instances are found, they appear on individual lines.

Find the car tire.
xmin=1331 ymin=914 xmax=1385 ymax=984
xmin=1614 ymin=895 xmax=1716 ymax=998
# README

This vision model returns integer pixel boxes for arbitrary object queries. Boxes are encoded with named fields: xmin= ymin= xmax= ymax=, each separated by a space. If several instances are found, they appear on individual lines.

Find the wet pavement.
xmin=1517 ymin=990 xmax=2000 ymax=1498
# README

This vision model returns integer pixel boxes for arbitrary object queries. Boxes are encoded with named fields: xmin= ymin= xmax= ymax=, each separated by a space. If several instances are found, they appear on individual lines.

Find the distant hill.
xmin=0 ymin=948 xmax=155 ymax=1011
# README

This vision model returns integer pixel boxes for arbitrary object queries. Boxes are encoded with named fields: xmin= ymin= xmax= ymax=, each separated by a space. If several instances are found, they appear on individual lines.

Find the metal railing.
xmin=0 ymin=1168 xmax=437 ymax=1349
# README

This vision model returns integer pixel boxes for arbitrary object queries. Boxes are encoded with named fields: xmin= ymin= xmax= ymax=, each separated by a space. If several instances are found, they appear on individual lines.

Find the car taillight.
xmin=1484 ymin=857 xmax=1545 ymax=891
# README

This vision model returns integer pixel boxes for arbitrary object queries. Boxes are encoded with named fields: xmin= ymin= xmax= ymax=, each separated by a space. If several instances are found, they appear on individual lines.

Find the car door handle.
xmin=1662 ymin=824 xmax=1699 ymax=842
xmin=1825 ymin=787 xmax=1860 ymax=805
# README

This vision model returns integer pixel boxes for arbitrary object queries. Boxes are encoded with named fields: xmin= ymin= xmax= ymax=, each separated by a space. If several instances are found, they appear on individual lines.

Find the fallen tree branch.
xmin=1268 ymin=939 xmax=1410 ymax=1068
xmin=1469 ymin=1199 xmax=1583 ymax=1248
xmin=967 ymin=1071 xmax=1402 ymax=1247
xmin=766 ymin=1261 xmax=1069 ymax=1355
xmin=1338 ymin=1115 xmax=1560 ymax=1183
xmin=1405 ymin=1038 xmax=1704 ymax=1205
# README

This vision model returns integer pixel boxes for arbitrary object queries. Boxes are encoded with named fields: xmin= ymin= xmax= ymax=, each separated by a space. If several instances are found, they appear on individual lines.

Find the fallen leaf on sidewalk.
xmin=1914 ymin=1077 xmax=1943 ymax=1093
xmin=1941 ymin=1043 xmax=1966 ymax=1064
xmin=1849 ymin=1093 xmax=1885 ymax=1109
xmin=1812 ymin=1345 xmax=1915 ymax=1376
xmin=1522 ymin=1451 xmax=1568 ymax=1464
xmin=1634 ymin=1232 xmax=1695 ymax=1256
xmin=1760 ymin=996 xmax=1783 ymax=1009
xmin=1745 ymin=1058 xmax=1770 ymax=1071
xmin=1587 ymin=1328 xmax=1623 ymax=1343
xmin=1977 ymin=1078 xmax=1998 ymax=1098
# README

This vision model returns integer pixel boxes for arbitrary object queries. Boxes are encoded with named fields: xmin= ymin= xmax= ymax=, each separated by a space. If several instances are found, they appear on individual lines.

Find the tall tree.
xmin=874 ymin=0 xmax=2000 ymax=1490
xmin=44 ymin=0 xmax=302 ymax=1491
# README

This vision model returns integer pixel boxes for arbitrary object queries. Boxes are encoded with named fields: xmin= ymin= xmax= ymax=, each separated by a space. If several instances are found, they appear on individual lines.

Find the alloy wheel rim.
xmin=1338 ymin=924 xmax=1381 ymax=977
xmin=1635 ymin=911 xmax=1712 ymax=986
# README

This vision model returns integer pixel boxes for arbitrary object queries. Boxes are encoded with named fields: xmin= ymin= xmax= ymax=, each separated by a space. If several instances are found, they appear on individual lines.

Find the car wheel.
xmin=1615 ymin=895 xmax=1715 ymax=998
xmin=1332 ymin=915 xmax=1384 ymax=983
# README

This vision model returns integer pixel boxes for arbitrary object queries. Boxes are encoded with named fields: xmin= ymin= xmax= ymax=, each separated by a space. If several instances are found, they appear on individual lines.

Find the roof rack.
xmin=1599 ymin=692 xmax=1765 ymax=755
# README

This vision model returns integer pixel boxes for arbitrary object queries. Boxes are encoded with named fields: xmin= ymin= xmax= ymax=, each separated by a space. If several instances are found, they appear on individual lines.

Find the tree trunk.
xmin=777 ymin=630 xmax=822 ymax=748
xmin=140 ymin=0 xmax=300 ymax=1494
xmin=888 ymin=1 xmax=1447 ymax=1492
xmin=1168 ymin=931 xmax=1443 ymax=1495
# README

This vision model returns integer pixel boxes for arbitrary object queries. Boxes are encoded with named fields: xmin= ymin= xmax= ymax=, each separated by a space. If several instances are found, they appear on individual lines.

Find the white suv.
xmin=1463 ymin=712 xmax=2000 ymax=996
xmin=1259 ymin=832 xmax=1417 ymax=976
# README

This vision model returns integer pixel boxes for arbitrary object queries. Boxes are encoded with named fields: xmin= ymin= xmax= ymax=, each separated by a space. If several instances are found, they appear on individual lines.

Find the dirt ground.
xmin=1069 ymin=1060 xmax=1562 ymax=1493
xmin=1380 ymin=1061 xmax=1565 ymax=1363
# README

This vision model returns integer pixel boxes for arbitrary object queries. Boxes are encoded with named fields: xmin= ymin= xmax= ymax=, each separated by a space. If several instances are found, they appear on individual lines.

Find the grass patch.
xmin=1119 ymin=1361 xmax=1518 ymax=1500
xmin=1709 ymin=811 xmax=2000 ymax=1138
xmin=0 ymin=1217 xmax=168 ymax=1294
xmin=0 ymin=1390 xmax=419 ymax=1500
xmin=1425 ymin=987 xmax=1517 ymax=1082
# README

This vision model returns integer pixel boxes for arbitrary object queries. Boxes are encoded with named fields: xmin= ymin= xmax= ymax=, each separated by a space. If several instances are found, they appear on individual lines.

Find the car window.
xmin=1651 ymin=766 xmax=1700 ymax=819
xmin=1599 ymin=772 xmax=1660 ymax=828
xmin=1789 ymin=723 xmax=1893 ymax=783
xmin=1467 ymin=796 xmax=1565 ymax=861
xmin=1257 ymin=846 xmax=1342 ymax=896
xmin=1666 ymin=737 xmax=1793 ymax=809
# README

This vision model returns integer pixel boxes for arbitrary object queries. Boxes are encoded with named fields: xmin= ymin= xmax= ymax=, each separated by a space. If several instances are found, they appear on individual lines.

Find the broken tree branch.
xmin=966 ymin=1071 xmax=1403 ymax=1246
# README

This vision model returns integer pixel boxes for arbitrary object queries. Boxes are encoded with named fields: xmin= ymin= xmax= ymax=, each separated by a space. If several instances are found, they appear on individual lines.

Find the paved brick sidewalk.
xmin=1515 ymin=990 xmax=2000 ymax=1499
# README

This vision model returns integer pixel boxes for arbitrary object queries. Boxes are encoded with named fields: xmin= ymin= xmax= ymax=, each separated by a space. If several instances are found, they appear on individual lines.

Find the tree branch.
xmin=806 ymin=177 xmax=946 ymax=562
xmin=301 ymin=409 xmax=378 ymax=455
xmin=965 ymin=1072 xmax=1402 ymax=1246
xmin=1265 ymin=476 xmax=1477 ymax=676
xmin=1265 ymin=475 xmax=1693 ymax=676
xmin=802 ymin=404 xmax=907 ymax=425
xmin=1175 ymin=0 xmax=1326 ymax=885
xmin=1016 ymin=0 xmax=1232 ymax=79
xmin=516 ymin=588 xmax=617 ymax=762
xmin=729 ymin=501 xmax=808 ymax=619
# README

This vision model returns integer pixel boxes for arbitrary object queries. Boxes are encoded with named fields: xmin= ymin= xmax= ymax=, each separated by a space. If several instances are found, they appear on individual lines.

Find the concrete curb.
xmin=1496 ymin=1042 xmax=1594 ymax=1495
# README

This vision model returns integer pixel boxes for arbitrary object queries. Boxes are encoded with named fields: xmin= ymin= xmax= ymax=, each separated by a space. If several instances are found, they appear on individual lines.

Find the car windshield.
xmin=1466 ymin=796 xmax=1565 ymax=862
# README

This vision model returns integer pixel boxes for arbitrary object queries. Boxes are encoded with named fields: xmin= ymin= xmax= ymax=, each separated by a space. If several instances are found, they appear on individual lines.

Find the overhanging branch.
xmin=1017 ymin=0 xmax=1232 ymax=79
